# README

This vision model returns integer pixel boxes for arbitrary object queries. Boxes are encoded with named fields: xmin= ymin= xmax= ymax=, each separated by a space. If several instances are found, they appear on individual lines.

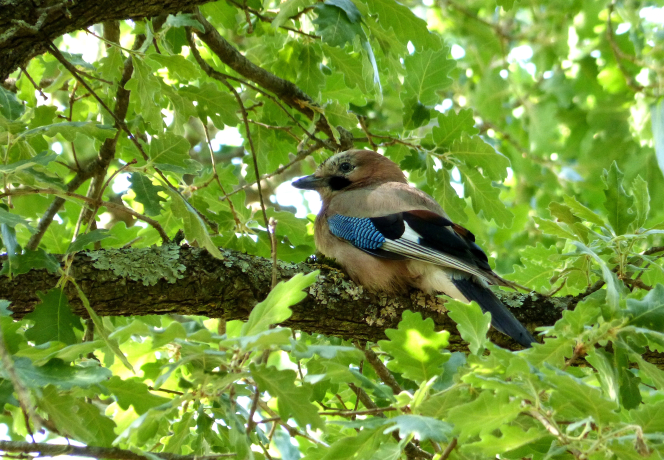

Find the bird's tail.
xmin=451 ymin=277 xmax=535 ymax=348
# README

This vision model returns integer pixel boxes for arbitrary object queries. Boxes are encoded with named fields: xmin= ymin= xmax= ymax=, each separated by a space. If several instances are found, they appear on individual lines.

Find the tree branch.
xmin=0 ymin=0 xmax=214 ymax=81
xmin=0 ymin=441 xmax=235 ymax=460
xmin=25 ymin=24 xmax=151 ymax=250
xmin=2 ymin=246 xmax=567 ymax=351
xmin=190 ymin=9 xmax=338 ymax=143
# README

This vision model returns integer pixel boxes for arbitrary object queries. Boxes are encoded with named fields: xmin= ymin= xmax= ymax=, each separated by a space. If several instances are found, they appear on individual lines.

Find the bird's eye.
xmin=339 ymin=162 xmax=353 ymax=173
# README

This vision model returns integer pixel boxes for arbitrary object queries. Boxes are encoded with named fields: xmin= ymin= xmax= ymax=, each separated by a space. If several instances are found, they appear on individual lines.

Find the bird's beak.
xmin=292 ymin=175 xmax=325 ymax=190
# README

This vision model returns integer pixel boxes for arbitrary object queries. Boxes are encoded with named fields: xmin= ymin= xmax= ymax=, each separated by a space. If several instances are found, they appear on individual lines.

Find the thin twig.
xmin=67 ymin=80 xmax=82 ymax=170
xmin=247 ymin=119 xmax=301 ymax=141
xmin=100 ymin=160 xmax=138 ymax=202
xmin=269 ymin=217 xmax=278 ymax=288
xmin=84 ymin=28 xmax=142 ymax=55
xmin=257 ymin=416 xmax=281 ymax=424
xmin=202 ymin=123 xmax=242 ymax=229
xmin=319 ymin=407 xmax=398 ymax=416
xmin=45 ymin=41 xmax=148 ymax=162
xmin=361 ymin=346 xmax=403 ymax=396
xmin=0 ymin=323 xmax=41 ymax=437
xmin=357 ymin=116 xmax=377 ymax=151
xmin=148 ymin=386 xmax=184 ymax=395
xmin=227 ymin=79 xmax=269 ymax=229
xmin=439 ymin=438 xmax=458 ymax=460
xmin=246 ymin=386 xmax=261 ymax=434
xmin=47 ymin=40 xmax=218 ymax=235
xmin=2 ymin=187 xmax=169 ymax=243
xmin=19 ymin=66 xmax=47 ymax=100
xmin=227 ymin=0 xmax=320 ymax=39
xmin=623 ymin=278 xmax=652 ymax=291
xmin=185 ymin=30 xmax=269 ymax=230
xmin=220 ymin=143 xmax=323 ymax=201
xmin=257 ymin=400 xmax=327 ymax=446
xmin=606 ymin=2 xmax=647 ymax=94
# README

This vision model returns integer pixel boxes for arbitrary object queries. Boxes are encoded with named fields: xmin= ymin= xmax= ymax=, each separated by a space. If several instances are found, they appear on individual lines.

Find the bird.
xmin=292 ymin=149 xmax=535 ymax=348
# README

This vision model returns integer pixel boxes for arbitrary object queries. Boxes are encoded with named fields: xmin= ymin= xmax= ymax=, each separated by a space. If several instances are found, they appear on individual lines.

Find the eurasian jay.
xmin=292 ymin=149 xmax=535 ymax=348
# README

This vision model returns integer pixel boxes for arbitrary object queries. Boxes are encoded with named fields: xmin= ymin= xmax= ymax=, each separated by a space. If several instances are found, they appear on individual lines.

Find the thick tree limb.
xmin=4 ymin=246 xmax=567 ymax=351
xmin=0 ymin=0 xmax=213 ymax=81
xmin=0 ymin=441 xmax=234 ymax=460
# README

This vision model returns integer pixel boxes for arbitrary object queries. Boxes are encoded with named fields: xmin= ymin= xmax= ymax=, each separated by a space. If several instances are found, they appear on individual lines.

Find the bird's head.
xmin=292 ymin=149 xmax=406 ymax=200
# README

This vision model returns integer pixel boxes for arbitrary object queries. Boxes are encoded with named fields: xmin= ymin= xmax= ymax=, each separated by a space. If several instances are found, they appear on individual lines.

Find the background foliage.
xmin=2 ymin=0 xmax=664 ymax=459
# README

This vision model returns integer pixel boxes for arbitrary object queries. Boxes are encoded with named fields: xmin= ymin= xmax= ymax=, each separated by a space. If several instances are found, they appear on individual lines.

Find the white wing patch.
xmin=382 ymin=223 xmax=492 ymax=283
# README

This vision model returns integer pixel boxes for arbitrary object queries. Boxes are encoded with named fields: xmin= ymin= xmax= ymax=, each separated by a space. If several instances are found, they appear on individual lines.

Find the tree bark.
xmin=3 ymin=245 xmax=570 ymax=351
xmin=0 ymin=0 xmax=213 ymax=81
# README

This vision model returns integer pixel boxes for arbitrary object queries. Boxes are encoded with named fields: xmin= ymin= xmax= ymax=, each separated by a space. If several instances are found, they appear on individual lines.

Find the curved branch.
xmin=191 ymin=9 xmax=338 ymax=142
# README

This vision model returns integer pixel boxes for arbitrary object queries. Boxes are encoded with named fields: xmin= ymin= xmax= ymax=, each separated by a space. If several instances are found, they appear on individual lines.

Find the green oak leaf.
xmin=125 ymin=56 xmax=164 ymax=129
xmin=148 ymin=132 xmax=200 ymax=174
xmin=165 ymin=13 xmax=205 ymax=32
xmin=0 ymin=86 xmax=25 ymax=120
xmin=0 ymin=151 xmax=57 ymax=174
xmin=103 ymin=376 xmax=171 ymax=415
xmin=545 ymin=370 xmax=620 ymax=425
xmin=403 ymin=47 xmax=455 ymax=106
xmin=625 ymin=284 xmax=664 ymax=331
xmin=459 ymin=166 xmax=513 ymax=228
xmin=631 ymin=174 xmax=650 ymax=229
xmin=67 ymin=229 xmax=115 ymax=254
xmin=447 ymin=390 xmax=523 ymax=441
xmin=314 ymin=3 xmax=364 ymax=48
xmin=431 ymin=108 xmax=478 ymax=149
xmin=12 ymin=358 xmax=111 ymax=390
xmin=630 ymin=400 xmax=664 ymax=434
xmin=20 ymin=121 xmax=117 ymax=142
xmin=129 ymin=173 xmax=166 ymax=216
xmin=146 ymin=54 xmax=202 ymax=81
xmin=526 ymin=336 xmax=574 ymax=368
xmin=363 ymin=0 xmax=440 ymax=51
xmin=241 ymin=271 xmax=318 ymax=336
xmin=448 ymin=135 xmax=509 ymax=181
xmin=445 ymin=299 xmax=490 ymax=355
xmin=602 ymin=161 xmax=635 ymax=235
xmin=378 ymin=311 xmax=450 ymax=382
xmin=384 ymin=415 xmax=452 ymax=442
xmin=272 ymin=0 xmax=311 ymax=28
xmin=4 ymin=245 xmax=60 ymax=276
xmin=180 ymin=83 xmax=239 ymax=128
xmin=323 ymin=44 xmax=372 ymax=93
xmin=39 ymin=385 xmax=117 ymax=446
xmin=23 ymin=289 xmax=83 ymax=345
xmin=250 ymin=364 xmax=323 ymax=429
xmin=462 ymin=426 xmax=546 ymax=457
xmin=166 ymin=186 xmax=223 ymax=260
xmin=296 ymin=44 xmax=326 ymax=98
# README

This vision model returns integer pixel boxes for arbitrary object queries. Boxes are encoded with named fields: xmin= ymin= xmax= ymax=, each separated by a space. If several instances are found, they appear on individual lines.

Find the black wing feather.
xmin=402 ymin=211 xmax=492 ymax=271
xmin=369 ymin=214 xmax=405 ymax=239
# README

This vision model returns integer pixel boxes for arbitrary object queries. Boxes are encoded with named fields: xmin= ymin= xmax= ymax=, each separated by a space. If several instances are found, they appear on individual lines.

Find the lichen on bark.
xmin=88 ymin=244 xmax=186 ymax=286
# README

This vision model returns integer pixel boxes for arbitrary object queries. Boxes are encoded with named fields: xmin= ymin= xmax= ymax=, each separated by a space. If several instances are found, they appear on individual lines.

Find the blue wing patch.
xmin=328 ymin=215 xmax=385 ymax=250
